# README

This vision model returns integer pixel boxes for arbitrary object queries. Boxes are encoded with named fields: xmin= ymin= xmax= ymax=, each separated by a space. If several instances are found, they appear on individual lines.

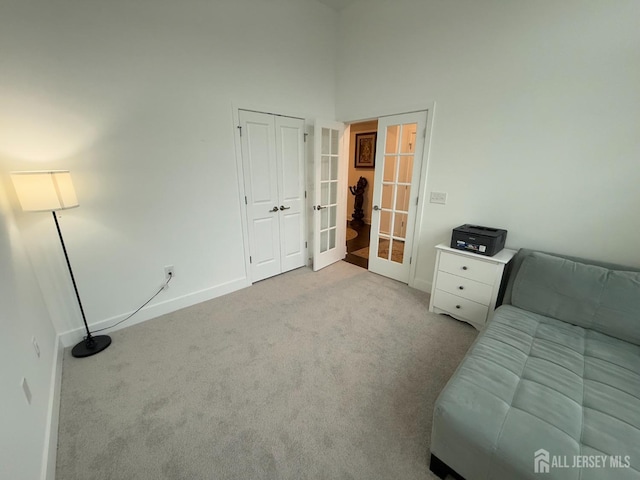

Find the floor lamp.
xmin=11 ymin=170 xmax=112 ymax=358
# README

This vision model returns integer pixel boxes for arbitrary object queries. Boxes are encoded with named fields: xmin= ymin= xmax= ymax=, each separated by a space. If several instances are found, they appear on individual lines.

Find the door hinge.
xmin=244 ymin=196 xmax=248 ymax=205
xmin=237 ymin=125 xmax=242 ymax=136
xmin=410 ymin=256 xmax=412 ymax=264
xmin=416 ymin=197 xmax=419 ymax=206
xmin=304 ymin=133 xmax=308 ymax=143
xmin=305 ymin=241 xmax=308 ymax=248
xmin=422 ymin=128 xmax=426 ymax=138
xmin=249 ymin=256 xmax=252 ymax=264
xmin=304 ymin=190 xmax=307 ymax=199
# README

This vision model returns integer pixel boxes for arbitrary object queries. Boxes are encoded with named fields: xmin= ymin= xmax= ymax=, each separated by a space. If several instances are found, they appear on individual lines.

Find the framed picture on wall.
xmin=354 ymin=132 xmax=376 ymax=168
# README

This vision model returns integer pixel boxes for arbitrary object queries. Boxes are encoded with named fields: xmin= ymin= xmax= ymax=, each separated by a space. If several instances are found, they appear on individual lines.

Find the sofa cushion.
xmin=511 ymin=252 xmax=640 ymax=345
xmin=431 ymin=305 xmax=640 ymax=479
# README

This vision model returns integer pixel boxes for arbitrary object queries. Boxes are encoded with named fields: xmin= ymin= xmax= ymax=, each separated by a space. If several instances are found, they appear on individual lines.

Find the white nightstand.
xmin=429 ymin=244 xmax=517 ymax=330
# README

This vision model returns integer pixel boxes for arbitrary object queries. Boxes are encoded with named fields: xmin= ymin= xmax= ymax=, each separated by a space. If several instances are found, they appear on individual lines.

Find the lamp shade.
xmin=11 ymin=170 xmax=79 ymax=212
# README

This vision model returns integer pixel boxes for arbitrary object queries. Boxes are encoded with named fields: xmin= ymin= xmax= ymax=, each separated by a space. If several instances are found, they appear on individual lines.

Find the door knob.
xmin=280 ymin=205 xmax=291 ymax=211
xmin=373 ymin=205 xmax=380 ymax=211
xmin=270 ymin=206 xmax=279 ymax=212
xmin=316 ymin=205 xmax=326 ymax=210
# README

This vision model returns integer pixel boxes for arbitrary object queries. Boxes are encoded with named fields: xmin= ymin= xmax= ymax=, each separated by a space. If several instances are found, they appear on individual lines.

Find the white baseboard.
xmin=42 ymin=336 xmax=63 ymax=480
xmin=410 ymin=277 xmax=432 ymax=293
xmin=59 ymin=277 xmax=250 ymax=347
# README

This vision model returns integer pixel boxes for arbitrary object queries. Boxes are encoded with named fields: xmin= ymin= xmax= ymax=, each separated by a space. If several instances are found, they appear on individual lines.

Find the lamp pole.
xmin=52 ymin=211 xmax=111 ymax=358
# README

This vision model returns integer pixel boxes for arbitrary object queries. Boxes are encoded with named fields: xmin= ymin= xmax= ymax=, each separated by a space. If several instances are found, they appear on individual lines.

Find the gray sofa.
xmin=430 ymin=248 xmax=640 ymax=479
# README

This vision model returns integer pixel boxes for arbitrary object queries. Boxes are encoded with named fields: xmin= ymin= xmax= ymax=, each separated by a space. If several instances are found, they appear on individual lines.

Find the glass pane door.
xmin=377 ymin=122 xmax=417 ymax=264
xmin=313 ymin=120 xmax=346 ymax=272
xmin=319 ymin=127 xmax=339 ymax=253
xmin=368 ymin=110 xmax=427 ymax=284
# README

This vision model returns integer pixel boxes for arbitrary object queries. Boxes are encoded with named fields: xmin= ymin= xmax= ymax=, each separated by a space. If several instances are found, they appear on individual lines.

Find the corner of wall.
xmin=411 ymin=277 xmax=432 ymax=294
xmin=42 ymin=336 xmax=64 ymax=480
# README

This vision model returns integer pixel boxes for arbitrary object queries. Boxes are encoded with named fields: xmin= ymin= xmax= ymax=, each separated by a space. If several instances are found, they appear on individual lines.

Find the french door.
xmin=368 ymin=111 xmax=427 ymax=283
xmin=312 ymin=121 xmax=347 ymax=271
xmin=239 ymin=110 xmax=306 ymax=282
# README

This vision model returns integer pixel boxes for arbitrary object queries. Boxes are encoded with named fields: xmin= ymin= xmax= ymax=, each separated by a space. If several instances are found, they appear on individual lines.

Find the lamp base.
xmin=72 ymin=335 xmax=112 ymax=358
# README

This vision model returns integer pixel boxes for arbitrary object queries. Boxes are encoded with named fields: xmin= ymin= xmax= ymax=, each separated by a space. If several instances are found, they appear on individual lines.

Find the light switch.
xmin=430 ymin=192 xmax=447 ymax=204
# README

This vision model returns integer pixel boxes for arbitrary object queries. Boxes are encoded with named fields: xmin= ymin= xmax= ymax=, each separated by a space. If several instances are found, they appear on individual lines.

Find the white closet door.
xmin=275 ymin=116 xmax=306 ymax=273
xmin=239 ymin=110 xmax=281 ymax=282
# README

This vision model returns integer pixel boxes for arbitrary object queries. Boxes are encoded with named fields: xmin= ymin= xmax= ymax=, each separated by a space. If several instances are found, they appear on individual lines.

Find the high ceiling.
xmin=315 ymin=0 xmax=358 ymax=11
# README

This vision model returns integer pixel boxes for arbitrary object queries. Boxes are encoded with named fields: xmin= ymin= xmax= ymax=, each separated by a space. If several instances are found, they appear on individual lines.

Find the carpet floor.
xmin=56 ymin=261 xmax=477 ymax=480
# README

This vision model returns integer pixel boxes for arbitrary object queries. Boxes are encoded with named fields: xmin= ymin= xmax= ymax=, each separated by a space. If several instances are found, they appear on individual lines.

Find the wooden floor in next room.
xmin=344 ymin=221 xmax=371 ymax=269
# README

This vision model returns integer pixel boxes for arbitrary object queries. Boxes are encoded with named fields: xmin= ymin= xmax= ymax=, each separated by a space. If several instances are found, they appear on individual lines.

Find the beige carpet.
xmin=56 ymin=261 xmax=476 ymax=480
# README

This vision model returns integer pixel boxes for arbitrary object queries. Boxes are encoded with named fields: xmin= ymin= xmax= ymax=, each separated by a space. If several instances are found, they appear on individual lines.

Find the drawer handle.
xmin=455 ymin=305 xmax=461 ymax=309
xmin=458 ymin=286 xmax=464 ymax=290
xmin=462 ymin=266 xmax=468 ymax=270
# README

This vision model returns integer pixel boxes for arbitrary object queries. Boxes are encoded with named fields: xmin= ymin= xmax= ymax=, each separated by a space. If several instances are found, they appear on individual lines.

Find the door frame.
xmin=232 ymin=101 xmax=311 ymax=284
xmin=339 ymin=102 xmax=436 ymax=290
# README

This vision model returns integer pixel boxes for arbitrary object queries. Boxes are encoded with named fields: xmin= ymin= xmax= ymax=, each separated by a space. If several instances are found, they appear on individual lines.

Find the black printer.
xmin=451 ymin=224 xmax=507 ymax=257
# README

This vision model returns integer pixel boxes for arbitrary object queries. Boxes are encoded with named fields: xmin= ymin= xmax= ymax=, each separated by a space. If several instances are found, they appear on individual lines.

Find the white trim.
xmin=340 ymin=124 xmax=350 ymax=259
xmin=42 ymin=336 xmax=63 ymax=480
xmin=231 ymin=104 xmax=253 ymax=284
xmin=305 ymin=124 xmax=315 ymax=267
xmin=231 ymin=100 xmax=311 ymax=123
xmin=338 ymin=103 xmax=436 ymax=125
xmin=408 ymin=102 xmax=436 ymax=290
xmin=59 ymin=277 xmax=250 ymax=347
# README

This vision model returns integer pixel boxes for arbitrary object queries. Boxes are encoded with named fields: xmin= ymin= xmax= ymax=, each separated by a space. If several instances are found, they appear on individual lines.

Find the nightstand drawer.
xmin=438 ymin=252 xmax=498 ymax=284
xmin=436 ymin=271 xmax=493 ymax=306
xmin=432 ymin=290 xmax=489 ymax=326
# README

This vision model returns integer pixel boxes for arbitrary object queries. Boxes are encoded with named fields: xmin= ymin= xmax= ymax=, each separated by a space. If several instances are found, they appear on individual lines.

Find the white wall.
xmin=0 ymin=180 xmax=59 ymax=480
xmin=0 ymin=0 xmax=337 ymax=342
xmin=336 ymin=0 xmax=640 ymax=289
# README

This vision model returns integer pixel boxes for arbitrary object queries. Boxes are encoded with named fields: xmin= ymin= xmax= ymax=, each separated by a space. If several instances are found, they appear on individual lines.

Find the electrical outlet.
xmin=164 ymin=265 xmax=174 ymax=281
xmin=32 ymin=337 xmax=40 ymax=358
xmin=430 ymin=191 xmax=448 ymax=205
